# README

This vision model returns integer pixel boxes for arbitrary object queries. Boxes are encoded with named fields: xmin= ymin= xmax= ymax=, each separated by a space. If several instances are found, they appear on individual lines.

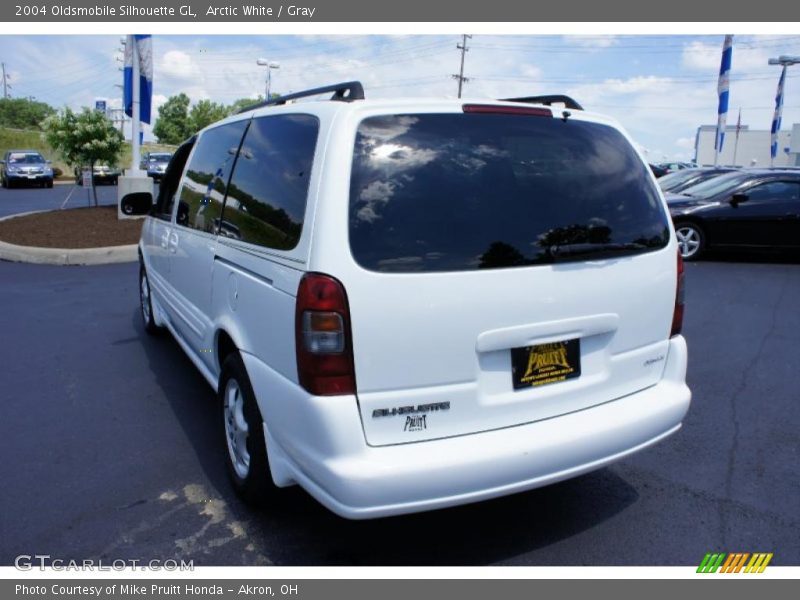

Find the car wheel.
xmin=675 ymin=222 xmax=705 ymax=261
xmin=220 ymin=353 xmax=274 ymax=506
xmin=46 ymin=180 xmax=53 ymax=188
xmin=139 ymin=265 xmax=161 ymax=334
xmin=1 ymin=176 xmax=6 ymax=188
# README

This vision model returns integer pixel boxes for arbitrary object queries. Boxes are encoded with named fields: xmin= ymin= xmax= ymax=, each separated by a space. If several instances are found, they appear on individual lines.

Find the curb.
xmin=0 ymin=210 xmax=138 ymax=266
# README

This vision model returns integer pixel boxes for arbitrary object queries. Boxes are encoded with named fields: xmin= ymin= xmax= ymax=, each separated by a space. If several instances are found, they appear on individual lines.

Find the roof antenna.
xmin=562 ymin=110 xmax=571 ymax=122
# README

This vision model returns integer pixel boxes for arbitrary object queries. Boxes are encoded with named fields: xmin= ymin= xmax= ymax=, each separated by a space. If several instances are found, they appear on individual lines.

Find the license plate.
xmin=511 ymin=338 xmax=581 ymax=390
xmin=26 ymin=175 xmax=36 ymax=179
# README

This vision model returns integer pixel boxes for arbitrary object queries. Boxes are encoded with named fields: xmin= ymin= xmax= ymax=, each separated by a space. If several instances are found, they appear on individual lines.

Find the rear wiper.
xmin=547 ymin=242 xmax=648 ymax=260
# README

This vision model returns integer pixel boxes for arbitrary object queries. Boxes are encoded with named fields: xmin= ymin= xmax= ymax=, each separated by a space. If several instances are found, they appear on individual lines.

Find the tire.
xmin=46 ymin=179 xmax=53 ymax=189
xmin=139 ymin=264 xmax=161 ymax=335
xmin=674 ymin=222 xmax=705 ymax=261
xmin=1 ymin=176 xmax=6 ymax=189
xmin=219 ymin=353 xmax=274 ymax=506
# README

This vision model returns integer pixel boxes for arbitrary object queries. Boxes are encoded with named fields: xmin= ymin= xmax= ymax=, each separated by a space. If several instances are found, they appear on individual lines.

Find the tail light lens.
xmin=295 ymin=273 xmax=356 ymax=395
xmin=671 ymin=250 xmax=685 ymax=337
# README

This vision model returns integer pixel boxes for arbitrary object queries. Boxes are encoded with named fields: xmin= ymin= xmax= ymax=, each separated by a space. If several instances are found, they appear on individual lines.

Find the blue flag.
xmin=715 ymin=35 xmax=733 ymax=155
xmin=770 ymin=66 xmax=786 ymax=160
xmin=123 ymin=35 xmax=153 ymax=124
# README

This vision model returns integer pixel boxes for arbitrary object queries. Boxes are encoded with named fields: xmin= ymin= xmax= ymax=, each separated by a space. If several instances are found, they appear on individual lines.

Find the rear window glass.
xmin=349 ymin=113 xmax=670 ymax=273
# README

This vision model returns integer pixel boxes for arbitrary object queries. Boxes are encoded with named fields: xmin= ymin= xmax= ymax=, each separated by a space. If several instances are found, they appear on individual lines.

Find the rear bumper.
xmin=244 ymin=336 xmax=691 ymax=520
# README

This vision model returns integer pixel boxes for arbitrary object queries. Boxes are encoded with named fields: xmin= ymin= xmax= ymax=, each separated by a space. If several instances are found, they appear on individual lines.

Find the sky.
xmin=0 ymin=33 xmax=799 ymax=160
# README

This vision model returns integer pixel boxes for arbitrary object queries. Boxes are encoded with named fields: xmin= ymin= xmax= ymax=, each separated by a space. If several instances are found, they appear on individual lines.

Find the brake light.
xmin=295 ymin=273 xmax=356 ymax=395
xmin=463 ymin=104 xmax=552 ymax=117
xmin=671 ymin=250 xmax=685 ymax=337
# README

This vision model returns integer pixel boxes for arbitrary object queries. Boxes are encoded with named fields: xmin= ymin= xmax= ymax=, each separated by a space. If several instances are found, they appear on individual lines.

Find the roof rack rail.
xmin=502 ymin=94 xmax=584 ymax=111
xmin=237 ymin=81 xmax=365 ymax=114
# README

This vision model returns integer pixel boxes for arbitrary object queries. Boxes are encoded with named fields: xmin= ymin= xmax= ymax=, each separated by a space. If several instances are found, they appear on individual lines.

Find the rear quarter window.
xmin=221 ymin=114 xmax=319 ymax=251
xmin=349 ymin=113 xmax=670 ymax=273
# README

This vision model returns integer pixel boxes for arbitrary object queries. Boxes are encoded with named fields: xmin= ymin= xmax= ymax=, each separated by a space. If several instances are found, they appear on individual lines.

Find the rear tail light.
xmin=295 ymin=273 xmax=356 ymax=396
xmin=463 ymin=104 xmax=552 ymax=117
xmin=671 ymin=250 xmax=685 ymax=337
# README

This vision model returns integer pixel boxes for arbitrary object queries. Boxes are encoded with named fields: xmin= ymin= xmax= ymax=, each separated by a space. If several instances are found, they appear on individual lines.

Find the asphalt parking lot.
xmin=0 ymin=254 xmax=798 ymax=566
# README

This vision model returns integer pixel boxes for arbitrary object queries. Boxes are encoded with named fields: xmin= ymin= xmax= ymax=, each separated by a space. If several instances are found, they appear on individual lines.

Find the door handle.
xmin=168 ymin=232 xmax=179 ymax=253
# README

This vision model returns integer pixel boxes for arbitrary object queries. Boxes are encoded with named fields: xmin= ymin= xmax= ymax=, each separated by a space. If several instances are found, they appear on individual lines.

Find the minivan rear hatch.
xmin=344 ymin=107 xmax=675 ymax=446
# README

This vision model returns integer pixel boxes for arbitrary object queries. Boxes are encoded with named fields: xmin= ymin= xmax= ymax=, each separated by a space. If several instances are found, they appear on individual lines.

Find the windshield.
xmin=8 ymin=153 xmax=45 ymax=164
xmin=149 ymin=154 xmax=172 ymax=162
xmin=349 ymin=113 xmax=670 ymax=273
xmin=678 ymin=171 xmax=748 ymax=199
xmin=658 ymin=169 xmax=704 ymax=190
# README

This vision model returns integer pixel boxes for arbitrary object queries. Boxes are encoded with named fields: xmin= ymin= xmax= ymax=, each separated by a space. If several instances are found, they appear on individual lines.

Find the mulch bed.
xmin=0 ymin=206 xmax=144 ymax=249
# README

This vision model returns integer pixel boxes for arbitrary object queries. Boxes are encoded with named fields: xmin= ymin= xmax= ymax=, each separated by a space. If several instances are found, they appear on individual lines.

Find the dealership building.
xmin=694 ymin=123 xmax=800 ymax=167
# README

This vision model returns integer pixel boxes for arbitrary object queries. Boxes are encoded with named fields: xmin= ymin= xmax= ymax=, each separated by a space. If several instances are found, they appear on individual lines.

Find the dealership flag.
xmin=123 ymin=34 xmax=153 ymax=124
xmin=714 ymin=35 xmax=733 ymax=162
xmin=770 ymin=65 xmax=786 ymax=161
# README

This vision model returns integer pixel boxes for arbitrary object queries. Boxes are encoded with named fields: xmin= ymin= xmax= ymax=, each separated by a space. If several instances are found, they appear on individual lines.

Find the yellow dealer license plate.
xmin=511 ymin=339 xmax=581 ymax=390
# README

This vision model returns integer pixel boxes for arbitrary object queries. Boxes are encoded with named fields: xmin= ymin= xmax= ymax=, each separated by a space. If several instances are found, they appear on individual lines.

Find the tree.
xmin=42 ymin=107 xmax=124 ymax=206
xmin=0 ymin=97 xmax=56 ymax=130
xmin=152 ymin=93 xmax=190 ymax=144
xmin=188 ymin=99 xmax=229 ymax=134
xmin=227 ymin=96 xmax=263 ymax=115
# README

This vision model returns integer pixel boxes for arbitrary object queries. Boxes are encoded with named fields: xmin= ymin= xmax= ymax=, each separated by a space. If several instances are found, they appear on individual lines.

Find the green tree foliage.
xmin=152 ymin=93 xmax=190 ymax=144
xmin=226 ymin=96 xmax=263 ymax=115
xmin=42 ymin=107 xmax=124 ymax=206
xmin=0 ymin=97 xmax=56 ymax=130
xmin=188 ymin=99 xmax=229 ymax=134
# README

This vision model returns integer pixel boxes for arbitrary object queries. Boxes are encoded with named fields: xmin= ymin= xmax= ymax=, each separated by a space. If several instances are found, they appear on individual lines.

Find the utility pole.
xmin=1 ymin=62 xmax=9 ymax=99
xmin=452 ymin=34 xmax=472 ymax=98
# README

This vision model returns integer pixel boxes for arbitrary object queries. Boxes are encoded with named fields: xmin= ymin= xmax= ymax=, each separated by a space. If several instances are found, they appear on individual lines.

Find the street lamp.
xmin=767 ymin=55 xmax=800 ymax=166
xmin=256 ymin=59 xmax=280 ymax=100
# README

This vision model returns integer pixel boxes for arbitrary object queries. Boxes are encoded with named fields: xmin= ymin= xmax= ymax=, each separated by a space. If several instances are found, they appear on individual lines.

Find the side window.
xmin=176 ymin=120 xmax=249 ymax=232
xmin=153 ymin=140 xmax=194 ymax=221
xmin=745 ymin=181 xmax=800 ymax=204
xmin=221 ymin=114 xmax=319 ymax=250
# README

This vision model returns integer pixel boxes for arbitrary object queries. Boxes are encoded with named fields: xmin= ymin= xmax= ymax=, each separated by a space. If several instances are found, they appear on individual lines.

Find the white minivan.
xmin=133 ymin=82 xmax=691 ymax=519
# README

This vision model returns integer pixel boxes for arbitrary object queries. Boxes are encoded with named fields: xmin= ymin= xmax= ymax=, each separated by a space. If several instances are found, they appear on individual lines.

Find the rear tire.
xmin=220 ymin=353 xmax=274 ymax=506
xmin=675 ymin=222 xmax=705 ymax=261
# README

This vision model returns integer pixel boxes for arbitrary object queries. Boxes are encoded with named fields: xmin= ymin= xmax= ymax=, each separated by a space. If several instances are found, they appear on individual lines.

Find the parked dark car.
xmin=140 ymin=152 xmax=172 ymax=183
xmin=667 ymin=169 xmax=800 ymax=260
xmin=74 ymin=164 xmax=121 ymax=186
xmin=658 ymin=167 xmax=739 ymax=194
xmin=649 ymin=163 xmax=668 ymax=178
xmin=1 ymin=150 xmax=54 ymax=188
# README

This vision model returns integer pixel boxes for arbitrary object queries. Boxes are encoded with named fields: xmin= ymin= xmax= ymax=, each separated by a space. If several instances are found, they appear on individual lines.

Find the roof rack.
xmin=502 ymin=94 xmax=584 ymax=111
xmin=238 ymin=81 xmax=365 ymax=114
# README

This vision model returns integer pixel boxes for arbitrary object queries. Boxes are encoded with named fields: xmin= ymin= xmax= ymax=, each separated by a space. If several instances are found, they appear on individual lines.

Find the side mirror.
xmin=730 ymin=193 xmax=749 ymax=207
xmin=0 ymin=160 xmax=5 ymax=165
xmin=177 ymin=200 xmax=190 ymax=226
xmin=120 ymin=192 xmax=153 ymax=216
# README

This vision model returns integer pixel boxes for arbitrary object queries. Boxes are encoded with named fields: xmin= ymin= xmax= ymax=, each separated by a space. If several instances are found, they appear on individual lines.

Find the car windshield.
xmin=679 ymin=172 xmax=749 ymax=199
xmin=658 ymin=169 xmax=704 ymax=190
xmin=8 ymin=153 xmax=45 ymax=164
xmin=349 ymin=112 xmax=670 ymax=273
xmin=149 ymin=154 xmax=171 ymax=162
